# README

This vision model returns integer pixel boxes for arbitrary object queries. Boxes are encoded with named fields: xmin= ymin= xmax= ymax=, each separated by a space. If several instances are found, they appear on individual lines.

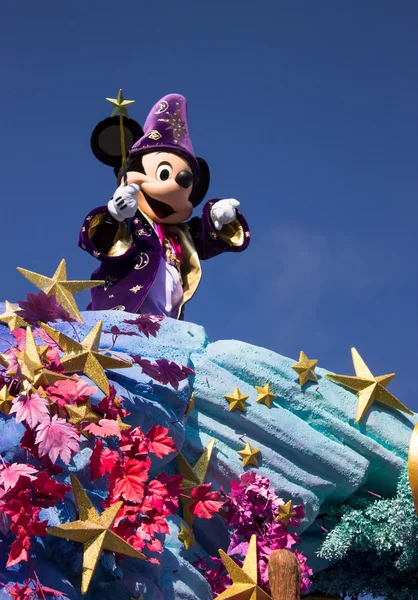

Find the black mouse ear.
xmin=190 ymin=157 xmax=210 ymax=207
xmin=90 ymin=116 xmax=144 ymax=169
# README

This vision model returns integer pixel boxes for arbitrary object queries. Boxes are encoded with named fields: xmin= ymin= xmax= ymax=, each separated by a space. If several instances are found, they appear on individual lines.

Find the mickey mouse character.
xmin=79 ymin=94 xmax=250 ymax=319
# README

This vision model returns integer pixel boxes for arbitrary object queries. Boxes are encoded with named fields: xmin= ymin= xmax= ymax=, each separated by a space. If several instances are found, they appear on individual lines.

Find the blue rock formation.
xmin=0 ymin=305 xmax=415 ymax=599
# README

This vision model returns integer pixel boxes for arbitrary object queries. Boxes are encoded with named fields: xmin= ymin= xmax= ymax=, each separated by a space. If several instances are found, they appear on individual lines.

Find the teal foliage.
xmin=313 ymin=468 xmax=418 ymax=599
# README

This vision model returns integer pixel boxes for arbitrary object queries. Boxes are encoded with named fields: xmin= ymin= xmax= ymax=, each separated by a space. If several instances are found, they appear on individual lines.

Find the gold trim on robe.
xmin=170 ymin=225 xmax=202 ymax=318
xmin=217 ymin=218 xmax=244 ymax=246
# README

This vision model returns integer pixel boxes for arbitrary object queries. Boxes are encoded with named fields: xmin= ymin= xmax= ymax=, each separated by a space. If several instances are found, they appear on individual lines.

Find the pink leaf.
xmin=84 ymin=418 xmax=122 ymax=439
xmin=35 ymin=416 xmax=80 ymax=464
xmin=10 ymin=392 xmax=49 ymax=429
xmin=0 ymin=463 xmax=38 ymax=492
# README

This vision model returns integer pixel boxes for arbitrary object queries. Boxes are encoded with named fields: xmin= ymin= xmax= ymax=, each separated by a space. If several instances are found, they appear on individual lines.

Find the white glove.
xmin=210 ymin=198 xmax=240 ymax=231
xmin=107 ymin=183 xmax=140 ymax=222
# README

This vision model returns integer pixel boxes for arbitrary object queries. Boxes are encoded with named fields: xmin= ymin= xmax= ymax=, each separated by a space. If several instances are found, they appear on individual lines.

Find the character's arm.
xmin=186 ymin=199 xmax=250 ymax=260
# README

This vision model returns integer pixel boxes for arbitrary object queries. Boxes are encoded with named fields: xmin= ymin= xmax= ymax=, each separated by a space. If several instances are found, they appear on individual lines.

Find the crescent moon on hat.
xmin=155 ymin=100 xmax=169 ymax=114
xmin=134 ymin=253 xmax=150 ymax=270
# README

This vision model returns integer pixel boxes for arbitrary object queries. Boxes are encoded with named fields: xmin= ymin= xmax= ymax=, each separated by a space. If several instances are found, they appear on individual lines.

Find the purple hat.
xmin=129 ymin=94 xmax=200 ymax=179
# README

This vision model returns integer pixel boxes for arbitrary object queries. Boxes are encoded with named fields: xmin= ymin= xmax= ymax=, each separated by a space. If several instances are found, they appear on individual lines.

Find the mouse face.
xmin=126 ymin=151 xmax=194 ymax=224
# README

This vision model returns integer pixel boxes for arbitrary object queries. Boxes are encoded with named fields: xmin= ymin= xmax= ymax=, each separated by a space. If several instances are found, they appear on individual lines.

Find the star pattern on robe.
xmin=178 ymin=522 xmax=196 ymax=550
xmin=214 ymin=534 xmax=272 ymax=599
xmin=106 ymin=89 xmax=135 ymax=118
xmin=237 ymin=442 xmax=261 ymax=468
xmin=47 ymin=475 xmax=145 ymax=594
xmin=275 ymin=500 xmax=297 ymax=527
xmin=41 ymin=321 xmax=131 ymax=395
xmin=17 ymin=259 xmax=104 ymax=322
xmin=177 ymin=438 xmax=215 ymax=528
xmin=255 ymin=383 xmax=276 ymax=408
xmin=0 ymin=301 xmax=28 ymax=331
xmin=224 ymin=387 xmax=248 ymax=412
xmin=326 ymin=347 xmax=413 ymax=423
xmin=291 ymin=351 xmax=318 ymax=387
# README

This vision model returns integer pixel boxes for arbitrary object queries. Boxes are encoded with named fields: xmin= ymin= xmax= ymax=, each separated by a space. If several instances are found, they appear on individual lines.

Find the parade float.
xmin=0 ymin=91 xmax=416 ymax=600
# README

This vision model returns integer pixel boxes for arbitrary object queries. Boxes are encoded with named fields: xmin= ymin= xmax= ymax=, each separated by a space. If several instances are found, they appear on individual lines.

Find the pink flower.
xmin=35 ymin=415 xmax=80 ymax=464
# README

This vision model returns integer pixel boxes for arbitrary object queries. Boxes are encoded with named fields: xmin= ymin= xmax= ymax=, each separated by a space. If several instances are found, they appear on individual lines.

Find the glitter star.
xmin=255 ymin=383 xmax=276 ymax=408
xmin=17 ymin=259 xmax=104 ymax=323
xmin=326 ymin=347 xmax=413 ymax=423
xmin=275 ymin=500 xmax=297 ymax=527
xmin=177 ymin=438 xmax=215 ymax=528
xmin=65 ymin=400 xmax=101 ymax=427
xmin=237 ymin=442 xmax=261 ymax=468
xmin=291 ymin=351 xmax=318 ymax=387
xmin=130 ymin=285 xmax=143 ymax=294
xmin=185 ymin=391 xmax=195 ymax=417
xmin=41 ymin=321 xmax=131 ymax=395
xmin=178 ymin=522 xmax=196 ymax=550
xmin=47 ymin=475 xmax=145 ymax=594
xmin=245 ymin=231 xmax=251 ymax=238
xmin=224 ymin=387 xmax=248 ymax=412
xmin=214 ymin=534 xmax=271 ymax=599
xmin=0 ymin=301 xmax=28 ymax=331
xmin=106 ymin=89 xmax=135 ymax=118
xmin=0 ymin=385 xmax=14 ymax=415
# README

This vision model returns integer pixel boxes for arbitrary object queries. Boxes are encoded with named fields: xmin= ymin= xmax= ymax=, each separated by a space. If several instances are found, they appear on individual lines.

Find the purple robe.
xmin=78 ymin=200 xmax=250 ymax=318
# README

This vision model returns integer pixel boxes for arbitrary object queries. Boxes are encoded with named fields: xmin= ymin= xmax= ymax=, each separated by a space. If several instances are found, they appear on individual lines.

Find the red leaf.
xmin=7 ymin=534 xmax=31 ymax=567
xmin=95 ymin=384 xmax=129 ymax=420
xmin=189 ymin=484 xmax=223 ymax=519
xmin=90 ymin=440 xmax=119 ymax=481
xmin=111 ymin=458 xmax=151 ymax=503
xmin=84 ymin=419 xmax=121 ymax=439
xmin=139 ymin=511 xmax=169 ymax=536
xmin=146 ymin=426 xmax=177 ymax=458
xmin=33 ymin=472 xmax=71 ymax=507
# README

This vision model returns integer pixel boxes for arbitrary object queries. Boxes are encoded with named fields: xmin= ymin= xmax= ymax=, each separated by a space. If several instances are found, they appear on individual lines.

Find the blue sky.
xmin=1 ymin=1 xmax=417 ymax=413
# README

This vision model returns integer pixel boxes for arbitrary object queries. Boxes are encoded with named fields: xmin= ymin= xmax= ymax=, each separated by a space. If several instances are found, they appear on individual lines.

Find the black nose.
xmin=175 ymin=170 xmax=194 ymax=189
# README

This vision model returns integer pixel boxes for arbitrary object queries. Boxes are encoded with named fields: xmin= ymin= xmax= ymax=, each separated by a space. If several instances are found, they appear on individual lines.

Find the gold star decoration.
xmin=177 ymin=438 xmax=215 ymax=528
xmin=255 ymin=384 xmax=276 ymax=408
xmin=41 ymin=321 xmax=131 ymax=395
xmin=214 ymin=534 xmax=271 ymax=599
xmin=116 ymin=415 xmax=131 ymax=431
xmin=47 ymin=475 xmax=145 ymax=594
xmin=275 ymin=500 xmax=297 ymax=527
xmin=237 ymin=442 xmax=261 ymax=468
xmin=0 ymin=385 xmax=14 ymax=415
xmin=11 ymin=327 xmax=70 ymax=389
xmin=224 ymin=387 xmax=248 ymax=412
xmin=0 ymin=301 xmax=28 ymax=331
xmin=326 ymin=347 xmax=413 ymax=423
xmin=185 ymin=392 xmax=195 ymax=417
xmin=17 ymin=259 xmax=104 ymax=323
xmin=65 ymin=400 xmax=101 ymax=428
xmin=291 ymin=351 xmax=318 ymax=387
xmin=178 ymin=522 xmax=196 ymax=550
xmin=106 ymin=89 xmax=135 ymax=118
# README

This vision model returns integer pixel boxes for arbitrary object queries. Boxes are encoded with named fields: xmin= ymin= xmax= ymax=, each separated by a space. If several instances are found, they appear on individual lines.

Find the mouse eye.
xmin=156 ymin=162 xmax=173 ymax=181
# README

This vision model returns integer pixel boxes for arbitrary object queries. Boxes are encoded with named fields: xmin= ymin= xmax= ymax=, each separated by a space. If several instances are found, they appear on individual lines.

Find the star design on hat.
xmin=65 ymin=400 xmax=101 ymax=428
xmin=177 ymin=438 xmax=215 ymax=528
xmin=11 ymin=327 xmax=70 ymax=390
xmin=255 ymin=383 xmax=276 ymax=408
xmin=326 ymin=347 xmax=413 ymax=423
xmin=47 ymin=475 xmax=145 ymax=595
xmin=178 ymin=522 xmax=196 ymax=550
xmin=158 ymin=104 xmax=188 ymax=143
xmin=214 ymin=534 xmax=271 ymax=599
xmin=237 ymin=442 xmax=261 ymax=468
xmin=106 ymin=89 xmax=135 ymax=118
xmin=0 ymin=301 xmax=28 ymax=331
xmin=275 ymin=500 xmax=297 ymax=527
xmin=0 ymin=385 xmax=14 ymax=415
xmin=17 ymin=259 xmax=104 ymax=323
xmin=291 ymin=351 xmax=318 ymax=387
xmin=224 ymin=387 xmax=248 ymax=412
xmin=41 ymin=321 xmax=132 ymax=395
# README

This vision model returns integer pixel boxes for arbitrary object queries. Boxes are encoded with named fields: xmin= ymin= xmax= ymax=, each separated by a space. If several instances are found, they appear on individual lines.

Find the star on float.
xmin=17 ymin=259 xmax=104 ymax=323
xmin=0 ymin=301 xmax=28 ymax=331
xmin=224 ymin=387 xmax=248 ymax=412
xmin=177 ymin=438 xmax=215 ymax=527
xmin=185 ymin=391 xmax=195 ymax=417
xmin=0 ymin=385 xmax=14 ymax=415
xmin=276 ymin=500 xmax=297 ymax=527
xmin=65 ymin=400 xmax=101 ymax=428
xmin=106 ymin=89 xmax=135 ymax=117
xmin=255 ymin=383 xmax=276 ymax=408
xmin=326 ymin=347 xmax=413 ymax=423
xmin=214 ymin=534 xmax=271 ymax=599
xmin=237 ymin=442 xmax=261 ymax=468
xmin=178 ymin=522 xmax=196 ymax=550
xmin=291 ymin=351 xmax=318 ymax=387
xmin=47 ymin=475 xmax=145 ymax=594
xmin=41 ymin=321 xmax=131 ymax=395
